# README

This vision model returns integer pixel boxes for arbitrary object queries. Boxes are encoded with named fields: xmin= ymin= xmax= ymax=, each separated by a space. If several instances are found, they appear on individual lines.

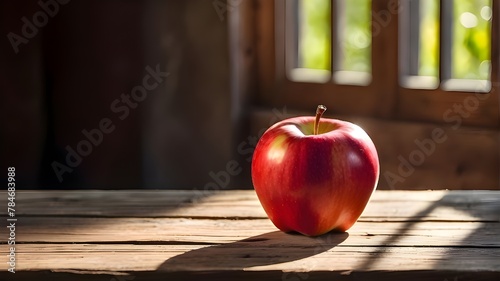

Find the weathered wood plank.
xmin=9 ymin=189 xmax=500 ymax=202
xmin=1 ymin=190 xmax=499 ymax=221
xmin=1 ymin=271 xmax=499 ymax=281
xmin=11 ymin=243 xmax=500 ymax=272
xmin=12 ymin=217 xmax=500 ymax=247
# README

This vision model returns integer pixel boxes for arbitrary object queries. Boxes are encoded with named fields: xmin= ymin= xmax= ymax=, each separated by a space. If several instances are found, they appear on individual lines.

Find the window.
xmin=255 ymin=0 xmax=499 ymax=128
xmin=401 ymin=0 xmax=492 ymax=91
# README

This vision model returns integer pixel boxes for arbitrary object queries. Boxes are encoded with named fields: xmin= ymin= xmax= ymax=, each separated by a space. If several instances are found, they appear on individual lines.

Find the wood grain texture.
xmin=14 ymin=217 xmax=500 ymax=247
xmin=141 ymin=0 xmax=234 ymax=189
xmin=11 ymin=244 xmax=500 ymax=272
xmin=3 ymin=190 xmax=498 ymax=221
xmin=0 ymin=190 xmax=499 ymax=281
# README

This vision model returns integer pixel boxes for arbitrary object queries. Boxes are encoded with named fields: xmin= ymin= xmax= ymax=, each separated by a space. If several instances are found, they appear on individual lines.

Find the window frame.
xmin=254 ymin=0 xmax=500 ymax=128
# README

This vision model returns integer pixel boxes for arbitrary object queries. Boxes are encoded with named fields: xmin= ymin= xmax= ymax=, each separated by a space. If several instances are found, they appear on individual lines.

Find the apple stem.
xmin=314 ymin=105 xmax=327 ymax=135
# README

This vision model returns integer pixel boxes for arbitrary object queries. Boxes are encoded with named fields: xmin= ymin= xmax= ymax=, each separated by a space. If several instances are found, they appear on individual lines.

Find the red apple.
xmin=251 ymin=105 xmax=379 ymax=236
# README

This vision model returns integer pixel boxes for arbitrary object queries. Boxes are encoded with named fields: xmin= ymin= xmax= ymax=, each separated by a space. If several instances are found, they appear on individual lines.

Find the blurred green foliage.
xmin=419 ymin=0 xmax=439 ymax=76
xmin=343 ymin=0 xmax=371 ymax=72
xmin=299 ymin=0 xmax=330 ymax=70
xmin=299 ymin=0 xmax=491 ymax=80
xmin=300 ymin=0 xmax=370 ymax=71
xmin=452 ymin=0 xmax=491 ymax=79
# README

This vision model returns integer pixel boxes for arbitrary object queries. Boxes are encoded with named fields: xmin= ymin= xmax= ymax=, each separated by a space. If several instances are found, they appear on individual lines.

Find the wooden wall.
xmin=0 ymin=0 xmax=238 ymax=189
xmin=141 ymin=0 xmax=235 ymax=189
xmin=0 ymin=1 xmax=46 ymax=188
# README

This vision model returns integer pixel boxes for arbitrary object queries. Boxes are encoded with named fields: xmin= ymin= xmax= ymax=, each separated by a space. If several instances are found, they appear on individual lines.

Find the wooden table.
xmin=1 ymin=190 xmax=500 ymax=280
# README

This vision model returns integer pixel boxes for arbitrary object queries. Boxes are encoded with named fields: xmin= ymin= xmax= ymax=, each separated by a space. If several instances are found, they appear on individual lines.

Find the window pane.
xmin=340 ymin=0 xmax=371 ymax=72
xmin=297 ymin=0 xmax=372 ymax=73
xmin=399 ymin=0 xmax=439 ymax=89
xmin=298 ymin=0 xmax=331 ymax=70
xmin=419 ymin=0 xmax=439 ymax=77
xmin=452 ymin=0 xmax=491 ymax=80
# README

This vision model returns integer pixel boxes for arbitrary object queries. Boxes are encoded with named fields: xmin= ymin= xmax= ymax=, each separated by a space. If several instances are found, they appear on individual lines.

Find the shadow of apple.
xmin=157 ymin=230 xmax=349 ymax=272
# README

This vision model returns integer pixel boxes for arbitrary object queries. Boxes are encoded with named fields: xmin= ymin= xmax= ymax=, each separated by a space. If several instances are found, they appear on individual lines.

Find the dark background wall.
xmin=0 ymin=0 xmax=239 ymax=189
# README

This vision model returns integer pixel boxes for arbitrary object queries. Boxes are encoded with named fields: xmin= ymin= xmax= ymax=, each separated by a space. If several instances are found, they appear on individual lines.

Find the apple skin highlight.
xmin=251 ymin=116 xmax=380 ymax=236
